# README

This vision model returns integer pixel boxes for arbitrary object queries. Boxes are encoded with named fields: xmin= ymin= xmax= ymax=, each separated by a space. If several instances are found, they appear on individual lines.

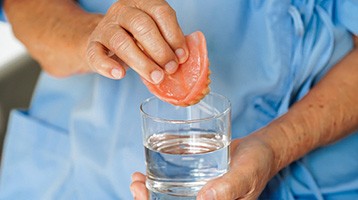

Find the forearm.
xmin=3 ymin=0 xmax=102 ymax=75
xmin=256 ymin=38 xmax=358 ymax=176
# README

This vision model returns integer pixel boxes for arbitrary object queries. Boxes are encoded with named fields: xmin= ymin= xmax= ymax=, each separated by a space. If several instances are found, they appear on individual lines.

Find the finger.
xmin=118 ymin=6 xmax=179 ymax=74
xmin=197 ymin=171 xmax=251 ymax=200
xmin=130 ymin=180 xmax=149 ymax=200
xmin=108 ymin=51 xmax=130 ymax=70
xmin=98 ymin=24 xmax=164 ymax=84
xmin=131 ymin=172 xmax=146 ymax=183
xmin=86 ymin=41 xmax=126 ymax=79
xmin=137 ymin=0 xmax=189 ymax=64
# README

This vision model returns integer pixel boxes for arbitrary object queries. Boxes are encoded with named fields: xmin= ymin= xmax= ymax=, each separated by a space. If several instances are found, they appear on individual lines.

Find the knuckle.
xmin=164 ymin=30 xmax=182 ymax=46
xmin=86 ymin=42 xmax=111 ymax=73
xmin=220 ymin=177 xmax=241 ymax=199
xmin=109 ymin=32 xmax=132 ymax=52
xmin=116 ymin=5 xmax=131 ymax=17
xmin=108 ymin=1 xmax=126 ymax=15
xmin=153 ymin=47 xmax=170 ymax=63
xmin=86 ymin=43 xmax=97 ymax=63
xmin=129 ymin=13 xmax=153 ymax=36
xmin=152 ymin=4 xmax=176 ymax=18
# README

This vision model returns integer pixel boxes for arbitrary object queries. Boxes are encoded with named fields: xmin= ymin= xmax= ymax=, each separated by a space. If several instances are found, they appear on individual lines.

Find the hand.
xmin=130 ymin=136 xmax=276 ymax=200
xmin=197 ymin=137 xmax=275 ymax=200
xmin=86 ymin=0 xmax=189 ymax=83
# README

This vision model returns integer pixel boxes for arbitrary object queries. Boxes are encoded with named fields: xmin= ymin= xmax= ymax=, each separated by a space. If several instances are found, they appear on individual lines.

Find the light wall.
xmin=0 ymin=22 xmax=26 ymax=68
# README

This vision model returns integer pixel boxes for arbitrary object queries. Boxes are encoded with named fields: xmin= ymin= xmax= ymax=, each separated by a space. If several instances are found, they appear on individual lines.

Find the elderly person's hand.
xmin=86 ymin=0 xmax=188 ymax=83
xmin=4 ymin=0 xmax=188 ymax=84
xmin=130 ymin=135 xmax=276 ymax=200
xmin=196 ymin=137 xmax=275 ymax=200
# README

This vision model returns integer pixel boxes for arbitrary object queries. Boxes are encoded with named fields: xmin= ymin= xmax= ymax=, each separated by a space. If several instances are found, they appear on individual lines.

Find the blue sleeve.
xmin=335 ymin=0 xmax=358 ymax=35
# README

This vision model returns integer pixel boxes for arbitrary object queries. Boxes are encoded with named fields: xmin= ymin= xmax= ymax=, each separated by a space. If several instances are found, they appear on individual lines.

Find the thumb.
xmin=196 ymin=172 xmax=251 ymax=200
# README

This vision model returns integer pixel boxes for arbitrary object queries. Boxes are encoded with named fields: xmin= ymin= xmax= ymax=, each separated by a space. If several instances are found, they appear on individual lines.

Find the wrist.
xmin=251 ymin=116 xmax=314 ymax=177
xmin=231 ymin=133 xmax=277 ymax=179
xmin=4 ymin=0 xmax=103 ymax=76
xmin=34 ymin=12 xmax=103 ymax=76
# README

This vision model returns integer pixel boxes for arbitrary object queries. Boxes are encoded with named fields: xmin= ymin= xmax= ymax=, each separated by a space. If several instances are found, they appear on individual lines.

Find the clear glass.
xmin=140 ymin=93 xmax=231 ymax=199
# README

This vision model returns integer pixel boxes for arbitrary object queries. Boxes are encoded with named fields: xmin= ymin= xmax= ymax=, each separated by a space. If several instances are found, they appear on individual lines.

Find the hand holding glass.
xmin=140 ymin=93 xmax=231 ymax=199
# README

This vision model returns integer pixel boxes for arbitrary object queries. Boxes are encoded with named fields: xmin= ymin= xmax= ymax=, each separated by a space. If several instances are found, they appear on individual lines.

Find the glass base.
xmin=147 ymin=179 xmax=207 ymax=199
xmin=150 ymin=191 xmax=196 ymax=200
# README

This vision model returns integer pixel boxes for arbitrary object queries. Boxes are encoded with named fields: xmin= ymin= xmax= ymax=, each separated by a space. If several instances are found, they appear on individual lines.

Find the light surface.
xmin=0 ymin=23 xmax=26 ymax=69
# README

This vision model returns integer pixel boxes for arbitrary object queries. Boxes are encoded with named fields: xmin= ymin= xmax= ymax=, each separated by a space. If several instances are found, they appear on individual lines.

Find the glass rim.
xmin=140 ymin=92 xmax=231 ymax=124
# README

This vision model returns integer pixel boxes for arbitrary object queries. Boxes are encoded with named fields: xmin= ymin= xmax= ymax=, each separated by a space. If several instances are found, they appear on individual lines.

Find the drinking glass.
xmin=140 ymin=93 xmax=231 ymax=199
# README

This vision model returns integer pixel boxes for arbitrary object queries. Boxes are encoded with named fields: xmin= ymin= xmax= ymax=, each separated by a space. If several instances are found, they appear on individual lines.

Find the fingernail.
xmin=190 ymin=32 xmax=200 ymax=45
xmin=175 ymin=48 xmax=187 ymax=64
xmin=150 ymin=70 xmax=164 ymax=84
xmin=164 ymin=60 xmax=178 ymax=74
xmin=200 ymin=189 xmax=216 ymax=200
xmin=111 ymin=68 xmax=122 ymax=79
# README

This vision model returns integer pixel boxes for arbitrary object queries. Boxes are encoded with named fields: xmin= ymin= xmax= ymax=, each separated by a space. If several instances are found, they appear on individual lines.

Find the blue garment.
xmin=1 ymin=0 xmax=357 ymax=199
